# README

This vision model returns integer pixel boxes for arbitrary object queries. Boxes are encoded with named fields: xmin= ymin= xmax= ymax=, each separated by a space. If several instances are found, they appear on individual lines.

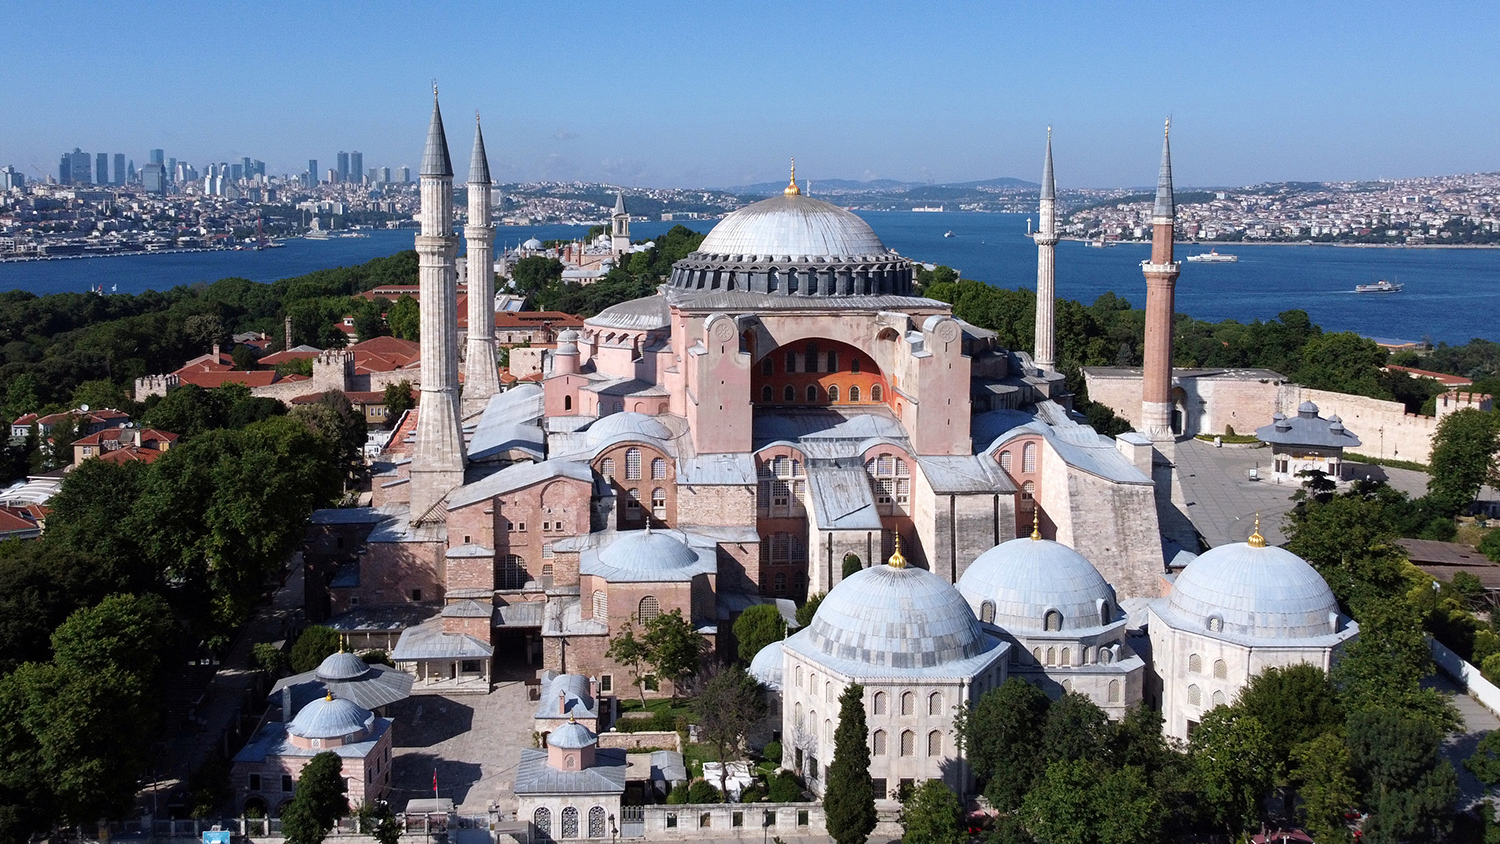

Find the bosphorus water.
xmin=3 ymin=212 xmax=1497 ymax=344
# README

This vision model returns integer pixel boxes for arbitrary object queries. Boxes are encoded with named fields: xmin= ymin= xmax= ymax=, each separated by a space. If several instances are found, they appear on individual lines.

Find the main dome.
xmin=698 ymin=195 xmax=890 ymax=258
xmin=288 ymin=695 xmax=374 ymax=740
xmin=798 ymin=564 xmax=989 ymax=670
xmin=957 ymin=537 xmax=1119 ymax=633
xmin=1165 ymin=540 xmax=1343 ymax=640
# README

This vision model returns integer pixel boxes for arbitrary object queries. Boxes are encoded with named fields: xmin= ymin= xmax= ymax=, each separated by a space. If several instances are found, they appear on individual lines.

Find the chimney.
xmin=285 ymin=315 xmax=294 ymax=350
xmin=559 ymin=691 xmax=567 ymax=715
xmin=212 ymin=342 xmax=220 ymax=360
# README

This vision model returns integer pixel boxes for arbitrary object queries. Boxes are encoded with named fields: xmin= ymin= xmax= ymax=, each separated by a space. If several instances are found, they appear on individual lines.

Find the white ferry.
xmin=1185 ymin=249 xmax=1238 ymax=263
xmin=1355 ymin=279 xmax=1403 ymax=293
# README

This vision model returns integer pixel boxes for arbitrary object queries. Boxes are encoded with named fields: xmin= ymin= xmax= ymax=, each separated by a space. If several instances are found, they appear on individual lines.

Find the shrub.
xmin=688 ymin=779 xmax=723 ymax=804
xmin=740 ymin=785 xmax=766 ymax=804
xmin=1225 ymin=425 xmax=1237 ymax=436
xmin=761 ymin=741 xmax=783 ymax=764
xmin=667 ymin=782 xmax=690 ymax=804
xmin=290 ymin=626 xmax=343 ymax=673
xmin=361 ymin=649 xmax=393 ymax=666
xmin=768 ymin=770 xmax=803 ymax=802
xmin=253 ymin=642 xmax=287 ymax=676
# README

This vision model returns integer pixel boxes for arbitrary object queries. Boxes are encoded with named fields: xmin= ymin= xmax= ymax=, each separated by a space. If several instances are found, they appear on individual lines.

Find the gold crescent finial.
xmin=887 ymin=534 xmax=907 ymax=569
xmin=432 ymin=80 xmax=439 ymax=98
xmin=784 ymin=158 xmax=801 ymax=196
xmin=1031 ymin=508 xmax=1041 ymax=541
xmin=1247 ymin=513 xmax=1266 ymax=548
xmin=1165 ymin=118 xmax=1171 ymax=138
xmin=1047 ymin=125 xmax=1052 ymax=139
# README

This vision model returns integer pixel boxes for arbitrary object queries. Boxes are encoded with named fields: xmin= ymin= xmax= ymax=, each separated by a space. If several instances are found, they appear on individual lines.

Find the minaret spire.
xmin=610 ymin=189 xmax=630 ymax=256
xmin=1032 ymin=128 xmax=1059 ymax=372
xmin=1140 ymin=119 xmax=1181 ymax=441
xmin=462 ymin=111 xmax=500 ymax=417
xmin=411 ymin=88 xmax=466 ymax=518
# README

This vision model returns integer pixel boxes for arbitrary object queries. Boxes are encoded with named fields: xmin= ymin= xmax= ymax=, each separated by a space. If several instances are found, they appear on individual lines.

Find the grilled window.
xmin=638 ymin=596 xmax=660 ymax=622
xmin=625 ymin=448 xmax=642 ymax=480
xmin=651 ymin=458 xmax=667 ymax=479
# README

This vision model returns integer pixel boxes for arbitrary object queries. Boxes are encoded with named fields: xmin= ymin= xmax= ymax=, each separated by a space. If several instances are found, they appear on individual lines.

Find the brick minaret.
xmin=462 ymin=113 xmax=501 ymax=417
xmin=1140 ymin=121 xmax=1180 ymax=441
xmin=411 ymin=88 xmax=466 ymax=518
xmin=1032 ymin=128 xmax=1058 ymax=372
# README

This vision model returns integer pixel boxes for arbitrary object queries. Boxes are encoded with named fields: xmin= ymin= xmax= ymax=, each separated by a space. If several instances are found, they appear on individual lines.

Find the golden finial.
xmin=1247 ymin=514 xmax=1266 ymax=548
xmin=325 ymin=692 xmax=334 ymax=702
xmin=887 ymin=534 xmax=907 ymax=569
xmin=1030 ymin=508 xmax=1041 ymax=541
xmin=1164 ymin=117 xmax=1171 ymax=139
xmin=784 ymin=158 xmax=801 ymax=196
xmin=1047 ymin=125 xmax=1052 ymax=139
xmin=569 ymin=713 xmax=577 ymax=724
xmin=432 ymin=80 xmax=439 ymax=98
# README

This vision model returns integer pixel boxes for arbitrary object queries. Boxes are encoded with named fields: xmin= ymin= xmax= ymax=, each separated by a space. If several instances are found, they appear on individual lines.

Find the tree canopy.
xmin=732 ymin=604 xmax=786 ymax=664
xmin=823 ymin=683 xmax=876 ymax=844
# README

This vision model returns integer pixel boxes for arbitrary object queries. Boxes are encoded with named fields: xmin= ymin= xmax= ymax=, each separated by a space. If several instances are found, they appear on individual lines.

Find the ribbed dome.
xmin=748 ymin=640 xmax=785 ymax=690
xmin=315 ymin=651 xmax=371 ymax=682
xmin=548 ymin=721 xmax=597 ymax=749
xmin=288 ymin=696 xmax=374 ymax=740
xmin=698 ymin=195 xmax=890 ymax=259
xmin=805 ymin=564 xmax=986 ymax=670
xmin=1167 ymin=541 xmax=1341 ymax=640
xmin=596 ymin=529 xmax=698 ymax=575
xmin=957 ymin=537 xmax=1118 ymax=633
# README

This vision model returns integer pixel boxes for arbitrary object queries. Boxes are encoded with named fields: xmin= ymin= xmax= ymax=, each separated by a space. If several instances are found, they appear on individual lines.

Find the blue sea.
xmin=2 ymin=212 xmax=1498 ymax=344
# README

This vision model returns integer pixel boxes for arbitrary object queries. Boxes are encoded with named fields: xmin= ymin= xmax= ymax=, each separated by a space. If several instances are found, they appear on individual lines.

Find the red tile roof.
xmin=98 ymin=447 xmax=164 ymax=465
xmin=176 ymin=370 xmax=281 ymax=389
xmin=258 ymin=349 xmax=322 ymax=365
xmin=1385 ymin=365 xmax=1473 ymax=387
xmin=0 ymin=508 xmax=37 ymax=534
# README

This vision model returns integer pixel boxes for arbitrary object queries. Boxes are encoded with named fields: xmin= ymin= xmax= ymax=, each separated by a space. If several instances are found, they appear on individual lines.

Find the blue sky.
xmin=4 ymin=1 xmax=1497 ymax=189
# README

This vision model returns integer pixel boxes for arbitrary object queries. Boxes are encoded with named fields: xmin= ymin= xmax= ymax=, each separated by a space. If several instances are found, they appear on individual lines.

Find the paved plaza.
xmin=388 ymin=676 xmax=535 ymax=817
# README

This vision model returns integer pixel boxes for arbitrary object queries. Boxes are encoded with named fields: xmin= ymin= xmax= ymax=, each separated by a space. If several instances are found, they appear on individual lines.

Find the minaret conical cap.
xmin=421 ymin=88 xmax=453 ymax=178
xmin=1152 ymin=119 xmax=1174 ymax=221
xmin=613 ymin=190 xmax=626 ymax=214
xmin=1040 ymin=128 xmax=1056 ymax=202
xmin=468 ymin=113 xmax=490 ymax=185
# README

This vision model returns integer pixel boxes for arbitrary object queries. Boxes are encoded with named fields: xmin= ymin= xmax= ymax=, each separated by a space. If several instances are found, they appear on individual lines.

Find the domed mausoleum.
xmin=1147 ymin=521 xmax=1358 ymax=740
xmin=780 ymin=543 xmax=1007 ymax=802
xmin=957 ymin=524 xmax=1144 ymax=717
xmin=232 ymin=693 xmax=393 ymax=815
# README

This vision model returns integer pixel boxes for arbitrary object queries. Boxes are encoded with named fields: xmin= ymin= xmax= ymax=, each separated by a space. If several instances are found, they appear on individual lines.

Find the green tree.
xmin=641 ymin=608 xmax=706 ymax=698
xmin=767 ymin=770 xmax=803 ymax=802
xmin=254 ymin=643 xmax=289 ymax=676
xmin=1021 ymin=759 xmax=1163 ymax=844
xmin=900 ymin=779 xmax=964 ymax=844
xmin=841 ymin=553 xmax=863 ymax=580
xmin=1292 ymin=731 xmax=1356 ymax=844
xmin=70 ymin=379 xmax=131 ymax=412
xmin=385 ymin=295 xmax=419 ymax=341
xmin=693 ymin=664 xmax=767 ymax=798
xmin=954 ymin=677 xmax=1050 ymax=811
xmin=1347 ymin=707 xmax=1458 ymax=844
xmin=356 ymin=801 xmax=402 ymax=844
xmin=291 ymin=626 xmax=344 ymax=673
xmin=1234 ymin=664 xmax=1343 ymax=772
xmin=605 ymin=622 xmax=652 ymax=703
xmin=687 ymin=780 xmax=722 ymax=804
xmin=1427 ymin=408 xmax=1500 ymax=516
xmin=1040 ymin=691 xmax=1111 ymax=767
xmin=382 ymin=380 xmax=415 ymax=427
xmin=281 ymin=752 xmax=348 ymax=844
xmin=1293 ymin=332 xmax=1389 ymax=397
xmin=1467 ymin=730 xmax=1500 ymax=786
xmin=796 ymin=592 xmax=824 ymax=628
xmin=291 ymin=390 xmax=368 ymax=487
xmin=824 ymin=684 xmax=876 ymax=844
xmin=733 ymin=604 xmax=786 ymax=663
xmin=1189 ymin=708 xmax=1276 ymax=834
xmin=509 ymin=256 xmax=565 ymax=297
xmin=46 ymin=413 xmax=80 ymax=468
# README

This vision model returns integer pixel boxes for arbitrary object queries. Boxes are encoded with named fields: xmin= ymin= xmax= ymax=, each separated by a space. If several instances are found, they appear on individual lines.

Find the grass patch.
xmin=1346 ymin=455 xmax=1430 ymax=473
xmin=1194 ymin=433 xmax=1262 ymax=444
xmin=618 ymin=697 xmax=695 ymax=718
xmin=682 ymin=742 xmax=724 ymax=777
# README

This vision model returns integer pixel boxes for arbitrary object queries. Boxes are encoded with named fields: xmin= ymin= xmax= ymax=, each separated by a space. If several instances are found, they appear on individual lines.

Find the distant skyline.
xmin=3 ymin=1 xmax=1498 ymax=190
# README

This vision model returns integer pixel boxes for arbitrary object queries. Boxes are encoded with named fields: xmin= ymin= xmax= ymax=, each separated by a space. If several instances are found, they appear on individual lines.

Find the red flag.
xmin=433 ymin=767 xmax=438 ymax=796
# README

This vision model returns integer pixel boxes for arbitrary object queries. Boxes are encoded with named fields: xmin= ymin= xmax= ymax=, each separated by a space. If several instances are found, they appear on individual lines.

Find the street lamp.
xmin=609 ymin=813 xmax=617 ymax=844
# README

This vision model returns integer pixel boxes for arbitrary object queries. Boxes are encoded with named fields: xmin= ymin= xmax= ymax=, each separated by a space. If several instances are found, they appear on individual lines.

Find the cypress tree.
xmin=825 ymin=683 xmax=877 ymax=844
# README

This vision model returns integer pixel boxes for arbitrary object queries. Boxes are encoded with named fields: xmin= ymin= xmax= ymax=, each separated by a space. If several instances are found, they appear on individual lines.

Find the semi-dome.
xmin=288 ymin=695 xmax=374 ymax=740
xmin=583 ymin=527 xmax=713 ymax=583
xmin=698 ymin=195 xmax=890 ymax=259
xmin=802 ymin=562 xmax=988 ymax=670
xmin=314 ymin=651 xmax=371 ymax=682
xmin=748 ymin=640 xmax=785 ymax=690
xmin=586 ymin=412 xmax=671 ymax=447
xmin=957 ymin=536 xmax=1119 ymax=633
xmin=1166 ymin=535 xmax=1342 ymax=640
xmin=547 ymin=720 xmax=597 ymax=749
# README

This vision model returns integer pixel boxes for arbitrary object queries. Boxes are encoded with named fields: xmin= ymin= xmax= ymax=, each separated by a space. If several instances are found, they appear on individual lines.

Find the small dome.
xmin=522 ymin=237 xmax=543 ymax=249
xmin=804 ymin=564 xmax=987 ymax=670
xmin=315 ymin=651 xmax=370 ymax=682
xmin=698 ymin=195 xmax=891 ymax=258
xmin=748 ymin=640 xmax=784 ymax=690
xmin=557 ymin=328 xmax=580 ymax=342
xmin=288 ymin=695 xmax=374 ymax=740
xmin=548 ymin=721 xmax=597 ymax=749
xmin=586 ymin=412 xmax=671 ymax=447
xmin=597 ymin=529 xmax=698 ymax=574
xmin=1297 ymin=400 xmax=1319 ymax=417
xmin=957 ymin=537 xmax=1118 ymax=633
xmin=1167 ymin=541 xmax=1341 ymax=640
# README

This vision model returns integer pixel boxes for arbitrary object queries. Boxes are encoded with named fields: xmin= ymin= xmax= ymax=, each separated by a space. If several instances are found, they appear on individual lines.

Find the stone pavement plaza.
xmin=387 ymin=678 xmax=534 ymax=817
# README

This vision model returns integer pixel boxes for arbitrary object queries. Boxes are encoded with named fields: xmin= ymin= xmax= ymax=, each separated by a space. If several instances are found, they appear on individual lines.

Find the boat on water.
xmin=1186 ymin=249 xmax=1238 ymax=263
xmin=943 ymin=230 xmax=954 ymax=238
xmin=1355 ymin=279 xmax=1403 ymax=293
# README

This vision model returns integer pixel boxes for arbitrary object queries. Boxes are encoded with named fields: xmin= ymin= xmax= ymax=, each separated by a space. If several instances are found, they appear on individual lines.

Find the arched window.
xmin=651 ymin=488 xmax=667 ymax=518
xmin=1083 ymin=646 xmax=1094 ymax=664
xmin=600 ymin=458 xmax=615 ymax=479
xmin=1213 ymin=659 xmax=1227 ymax=680
xmin=534 ymin=808 xmax=552 ymax=838
xmin=1062 ymin=679 xmax=1072 ymax=693
xmin=1022 ymin=480 xmax=1035 ymax=500
xmin=592 ymin=590 xmax=607 ymax=619
xmin=899 ymin=730 xmax=915 ymax=756
xmin=785 ymin=350 xmax=797 ymax=373
xmin=773 ymin=572 xmax=787 ymax=593
xmin=873 ymin=691 xmax=887 ymax=715
xmin=827 ymin=384 xmax=839 ymax=403
xmin=784 ymin=385 xmax=795 ymax=402
xmin=1207 ymin=615 xmax=1224 ymax=633
xmin=872 ymin=729 xmax=886 ymax=755
xmin=762 ymin=357 xmax=774 ymax=376
xmin=1032 ymin=647 xmax=1042 ymax=664
xmin=564 ymin=395 xmax=572 ymax=411
xmin=625 ymin=448 xmax=642 ymax=480
xmin=1187 ymin=684 xmax=1202 ymax=706
xmin=849 ymin=385 xmax=861 ymax=402
xmin=626 ymin=488 xmax=641 ymax=515
xmin=927 ymin=730 xmax=942 ymax=757
xmin=827 ymin=351 xmax=839 ymax=372
xmin=824 ymin=719 xmax=832 ymax=743
xmin=561 ymin=807 xmax=579 ymax=838
xmin=1108 ymin=680 xmax=1121 ymax=703
xmin=805 ymin=343 xmax=820 ymax=372
xmin=852 ymin=359 xmax=861 ymax=374
xmin=900 ymin=691 xmax=915 ymax=716
xmin=825 ymin=681 xmax=833 ymax=702
xmin=1046 ymin=647 xmax=1056 ymax=665
xmin=1060 ymin=647 xmax=1071 ymax=666
xmin=928 ymin=692 xmax=943 ymax=716
xmin=652 ymin=458 xmax=667 ymax=479
xmin=999 ymin=451 xmax=1012 ymax=471
xmin=871 ymin=384 xmax=883 ymax=402
xmin=1212 ymin=690 xmax=1227 ymax=707
xmin=1100 ymin=603 xmax=1112 ymax=625
xmin=1022 ymin=443 xmax=1037 ymax=473
xmin=1188 ymin=653 xmax=1202 ymax=674
xmin=638 ymin=596 xmax=660 ymax=622
xmin=980 ymin=601 xmax=996 ymax=624
xmin=794 ymin=702 xmax=804 ymax=728
xmin=795 ymin=666 xmax=802 ymax=688
xmin=1044 ymin=610 xmax=1063 ymax=632
xmin=761 ymin=385 xmax=773 ymax=402
xmin=806 ymin=384 xmax=818 ymax=402
xmin=588 ymin=807 xmax=606 ymax=838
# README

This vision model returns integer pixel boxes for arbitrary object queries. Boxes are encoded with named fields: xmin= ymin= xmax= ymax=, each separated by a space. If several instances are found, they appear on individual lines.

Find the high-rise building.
xmin=308 ymin=159 xmax=318 ymax=185
xmin=399 ymin=166 xmax=410 ymax=183
xmin=96 ymin=153 xmax=109 ymax=186
xmin=380 ymin=166 xmax=391 ymax=184
xmin=327 ymin=168 xmax=338 ymax=184
xmin=142 ymin=163 xmax=167 ymax=194
xmin=350 ymin=152 xmax=364 ymax=185
xmin=127 ymin=160 xmax=136 ymax=182
xmin=167 ymin=158 xmax=176 ymax=183
xmin=114 ymin=154 xmax=125 ymax=186
xmin=336 ymin=151 xmax=349 ymax=183
xmin=253 ymin=160 xmax=265 ymax=178
xmin=61 ymin=149 xmax=91 ymax=185
xmin=241 ymin=157 xmax=253 ymax=180
xmin=0 ymin=166 xmax=23 ymax=191
xmin=149 ymin=149 xmax=165 ymax=166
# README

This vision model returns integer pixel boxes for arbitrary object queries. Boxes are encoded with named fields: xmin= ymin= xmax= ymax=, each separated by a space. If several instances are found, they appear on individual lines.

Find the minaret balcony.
xmin=1140 ymin=261 xmax=1181 ymax=274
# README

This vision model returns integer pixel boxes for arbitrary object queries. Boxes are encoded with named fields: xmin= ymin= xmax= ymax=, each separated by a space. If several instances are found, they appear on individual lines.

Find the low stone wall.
xmin=1429 ymin=636 xmax=1500 ymax=719
xmin=641 ymin=803 xmax=825 ymax=839
xmin=599 ymin=730 xmax=683 ymax=753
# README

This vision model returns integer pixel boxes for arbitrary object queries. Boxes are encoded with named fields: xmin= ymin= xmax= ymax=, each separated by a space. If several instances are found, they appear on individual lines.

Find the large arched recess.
xmin=751 ymin=338 xmax=891 ymax=409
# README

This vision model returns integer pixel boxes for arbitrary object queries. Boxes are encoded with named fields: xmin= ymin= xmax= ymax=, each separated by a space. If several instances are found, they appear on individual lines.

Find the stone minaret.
xmin=1140 ymin=121 xmax=1181 ymax=441
xmin=410 ymin=89 xmax=466 ymax=518
xmin=1032 ymin=129 xmax=1058 ymax=372
xmin=462 ymin=113 xmax=500 ymax=417
xmin=610 ymin=191 xmax=630 ymax=257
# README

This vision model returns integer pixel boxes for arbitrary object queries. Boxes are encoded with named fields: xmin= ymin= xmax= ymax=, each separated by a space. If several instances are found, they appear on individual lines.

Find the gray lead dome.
xmin=957 ymin=537 xmax=1118 ymax=633
xmin=805 ymin=565 xmax=986 ymax=669
xmin=1167 ymin=541 xmax=1341 ymax=640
